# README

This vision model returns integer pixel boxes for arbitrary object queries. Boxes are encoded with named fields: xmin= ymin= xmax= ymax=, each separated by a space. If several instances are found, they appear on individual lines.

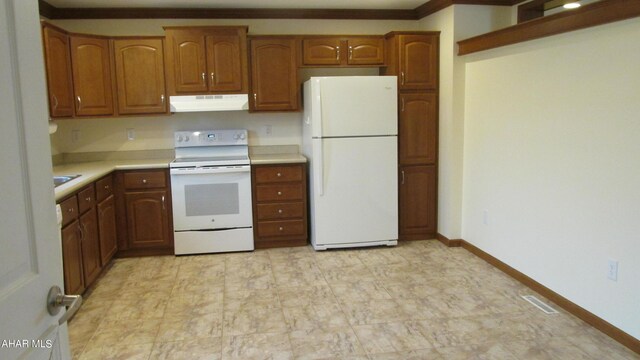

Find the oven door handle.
xmin=170 ymin=166 xmax=250 ymax=175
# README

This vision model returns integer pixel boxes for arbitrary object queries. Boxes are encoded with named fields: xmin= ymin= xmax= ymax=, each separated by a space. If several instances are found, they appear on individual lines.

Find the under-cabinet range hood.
xmin=169 ymin=94 xmax=249 ymax=112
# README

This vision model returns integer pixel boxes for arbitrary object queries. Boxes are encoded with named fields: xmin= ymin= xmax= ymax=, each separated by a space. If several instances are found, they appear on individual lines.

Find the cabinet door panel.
xmin=250 ymin=38 xmax=298 ymax=111
xmin=170 ymin=32 xmax=208 ymax=93
xmin=70 ymin=36 xmax=114 ymax=116
xmin=399 ymin=35 xmax=438 ymax=90
xmin=80 ymin=208 xmax=102 ymax=286
xmin=97 ymin=195 xmax=118 ymax=265
xmin=347 ymin=38 xmax=384 ymax=65
xmin=302 ymin=38 xmax=341 ymax=65
xmin=113 ymin=38 xmax=167 ymax=114
xmin=61 ymin=220 xmax=85 ymax=295
xmin=399 ymin=165 xmax=437 ymax=238
xmin=42 ymin=25 xmax=74 ymax=118
xmin=399 ymin=92 xmax=437 ymax=165
xmin=125 ymin=190 xmax=171 ymax=248
xmin=206 ymin=35 xmax=243 ymax=92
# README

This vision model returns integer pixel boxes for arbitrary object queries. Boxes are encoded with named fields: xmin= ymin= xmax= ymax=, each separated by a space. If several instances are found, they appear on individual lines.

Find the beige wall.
xmin=49 ymin=18 xmax=420 ymax=154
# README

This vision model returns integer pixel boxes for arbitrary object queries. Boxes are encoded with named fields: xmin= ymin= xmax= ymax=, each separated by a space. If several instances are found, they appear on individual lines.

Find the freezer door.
xmin=309 ymin=76 xmax=397 ymax=138
xmin=309 ymin=136 xmax=398 ymax=247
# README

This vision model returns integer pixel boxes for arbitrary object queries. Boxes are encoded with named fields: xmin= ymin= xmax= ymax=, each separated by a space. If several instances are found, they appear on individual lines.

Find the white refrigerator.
xmin=302 ymin=76 xmax=398 ymax=250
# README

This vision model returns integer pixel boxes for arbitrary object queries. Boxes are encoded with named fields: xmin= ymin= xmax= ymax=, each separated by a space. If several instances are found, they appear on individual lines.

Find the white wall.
xmin=462 ymin=19 xmax=640 ymax=339
xmin=48 ymin=18 xmax=420 ymax=153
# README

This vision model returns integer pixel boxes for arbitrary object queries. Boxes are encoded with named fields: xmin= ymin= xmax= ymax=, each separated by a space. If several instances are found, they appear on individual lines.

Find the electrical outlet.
xmin=126 ymin=128 xmax=135 ymax=141
xmin=483 ymin=210 xmax=489 ymax=225
xmin=71 ymin=129 xmax=80 ymax=143
xmin=264 ymin=125 xmax=272 ymax=136
xmin=608 ymin=259 xmax=618 ymax=281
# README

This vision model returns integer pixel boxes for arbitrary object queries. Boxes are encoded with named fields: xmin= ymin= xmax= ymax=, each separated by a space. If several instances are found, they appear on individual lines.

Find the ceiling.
xmin=45 ymin=0 xmax=431 ymax=10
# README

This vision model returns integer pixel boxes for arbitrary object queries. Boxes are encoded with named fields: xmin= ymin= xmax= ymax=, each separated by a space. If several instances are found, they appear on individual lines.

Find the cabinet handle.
xmin=401 ymin=170 xmax=405 ymax=185
xmin=76 ymin=96 xmax=82 ymax=110
xmin=210 ymin=72 xmax=215 ymax=83
xmin=336 ymin=47 xmax=340 ymax=61
xmin=52 ymin=94 xmax=59 ymax=110
xmin=77 ymin=223 xmax=84 ymax=241
xmin=401 ymin=72 xmax=405 ymax=85
xmin=161 ymin=94 xmax=165 ymax=104
xmin=348 ymin=46 xmax=353 ymax=59
xmin=253 ymin=93 xmax=257 ymax=103
xmin=161 ymin=195 xmax=165 ymax=210
xmin=401 ymin=98 xmax=405 ymax=112
xmin=201 ymin=72 xmax=206 ymax=82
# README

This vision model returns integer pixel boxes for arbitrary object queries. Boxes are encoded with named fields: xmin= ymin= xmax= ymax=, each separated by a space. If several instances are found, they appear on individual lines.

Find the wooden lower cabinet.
xmin=125 ymin=191 xmax=172 ymax=249
xmin=97 ymin=195 xmax=118 ymax=265
xmin=252 ymin=163 xmax=308 ymax=248
xmin=399 ymin=165 xmax=437 ymax=239
xmin=61 ymin=219 xmax=85 ymax=295
xmin=79 ymin=208 xmax=102 ymax=286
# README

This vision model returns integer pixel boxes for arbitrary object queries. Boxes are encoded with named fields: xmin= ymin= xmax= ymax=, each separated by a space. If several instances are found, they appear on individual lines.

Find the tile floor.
xmin=68 ymin=240 xmax=639 ymax=360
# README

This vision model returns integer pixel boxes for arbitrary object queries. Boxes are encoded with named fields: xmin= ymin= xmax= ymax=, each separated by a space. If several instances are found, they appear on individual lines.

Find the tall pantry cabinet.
xmin=382 ymin=32 xmax=439 ymax=240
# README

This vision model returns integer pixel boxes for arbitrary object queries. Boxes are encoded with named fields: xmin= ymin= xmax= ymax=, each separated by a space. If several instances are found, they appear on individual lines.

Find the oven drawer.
xmin=77 ymin=184 xmax=96 ymax=214
xmin=59 ymin=195 xmax=78 ymax=227
xmin=254 ymin=165 xmax=303 ymax=184
xmin=257 ymin=219 xmax=305 ymax=237
xmin=124 ymin=170 xmax=166 ymax=190
xmin=255 ymin=184 xmax=303 ymax=202
xmin=256 ymin=202 xmax=304 ymax=220
xmin=95 ymin=175 xmax=113 ymax=202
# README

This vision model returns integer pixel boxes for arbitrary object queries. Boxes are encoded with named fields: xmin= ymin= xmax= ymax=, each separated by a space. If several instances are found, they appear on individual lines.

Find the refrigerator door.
xmin=308 ymin=76 xmax=397 ymax=138
xmin=308 ymin=136 xmax=398 ymax=248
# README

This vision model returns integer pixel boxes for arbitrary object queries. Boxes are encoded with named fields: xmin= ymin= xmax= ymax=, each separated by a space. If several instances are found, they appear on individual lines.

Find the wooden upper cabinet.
xmin=399 ymin=92 xmax=438 ymax=165
xmin=250 ymin=37 xmax=298 ymax=112
xmin=42 ymin=24 xmax=74 ymax=118
xmin=113 ymin=38 xmax=167 ymax=115
xmin=164 ymin=27 xmax=248 ymax=95
xmin=383 ymin=32 xmax=439 ymax=90
xmin=302 ymin=36 xmax=384 ymax=66
xmin=70 ymin=36 xmax=114 ymax=116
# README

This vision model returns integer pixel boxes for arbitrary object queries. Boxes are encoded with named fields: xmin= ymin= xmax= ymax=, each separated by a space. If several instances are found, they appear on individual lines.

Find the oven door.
xmin=170 ymin=165 xmax=252 ymax=231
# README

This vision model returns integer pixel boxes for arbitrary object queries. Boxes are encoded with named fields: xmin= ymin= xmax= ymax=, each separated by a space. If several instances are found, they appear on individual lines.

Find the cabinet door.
xmin=125 ymin=190 xmax=171 ymax=249
xmin=97 ymin=195 xmax=117 ymax=265
xmin=399 ymin=165 xmax=437 ymax=239
xmin=61 ymin=220 xmax=85 ymax=295
xmin=347 ymin=38 xmax=384 ymax=65
xmin=79 ymin=208 xmax=102 ymax=286
xmin=399 ymin=92 xmax=437 ymax=165
xmin=398 ymin=35 xmax=438 ymax=90
xmin=70 ymin=36 xmax=114 ymax=116
xmin=167 ymin=31 xmax=208 ymax=93
xmin=250 ymin=38 xmax=298 ymax=111
xmin=302 ymin=38 xmax=341 ymax=65
xmin=113 ymin=38 xmax=167 ymax=115
xmin=42 ymin=25 xmax=74 ymax=118
xmin=206 ymin=35 xmax=243 ymax=92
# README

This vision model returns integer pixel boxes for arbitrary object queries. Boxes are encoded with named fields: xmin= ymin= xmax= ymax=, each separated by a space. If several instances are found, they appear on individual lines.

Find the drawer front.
xmin=257 ymin=219 xmax=305 ymax=238
xmin=256 ymin=202 xmax=304 ymax=220
xmin=95 ymin=175 xmax=114 ymax=202
xmin=59 ymin=195 xmax=78 ymax=227
xmin=255 ymin=184 xmax=303 ymax=202
xmin=77 ymin=184 xmax=96 ymax=214
xmin=254 ymin=165 xmax=303 ymax=184
xmin=123 ymin=170 xmax=166 ymax=190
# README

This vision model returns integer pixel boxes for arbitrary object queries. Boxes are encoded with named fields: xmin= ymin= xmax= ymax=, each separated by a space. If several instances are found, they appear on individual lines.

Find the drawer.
xmin=254 ymin=165 xmax=303 ymax=184
xmin=255 ymin=184 xmax=303 ymax=202
xmin=77 ymin=184 xmax=96 ymax=214
xmin=257 ymin=202 xmax=304 ymax=220
xmin=59 ymin=195 xmax=78 ymax=227
xmin=123 ymin=170 xmax=166 ymax=190
xmin=257 ymin=219 xmax=305 ymax=238
xmin=95 ymin=175 xmax=113 ymax=202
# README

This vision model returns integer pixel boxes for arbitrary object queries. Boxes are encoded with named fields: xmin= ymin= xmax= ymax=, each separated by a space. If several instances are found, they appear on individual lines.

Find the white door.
xmin=0 ymin=1 xmax=71 ymax=359
xmin=309 ymin=136 xmax=398 ymax=247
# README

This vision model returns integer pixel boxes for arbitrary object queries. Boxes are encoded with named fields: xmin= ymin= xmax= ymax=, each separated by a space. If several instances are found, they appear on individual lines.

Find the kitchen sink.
xmin=54 ymin=175 xmax=81 ymax=187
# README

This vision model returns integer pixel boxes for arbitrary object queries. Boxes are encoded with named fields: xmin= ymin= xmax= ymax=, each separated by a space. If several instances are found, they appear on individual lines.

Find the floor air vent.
xmin=521 ymin=295 xmax=559 ymax=314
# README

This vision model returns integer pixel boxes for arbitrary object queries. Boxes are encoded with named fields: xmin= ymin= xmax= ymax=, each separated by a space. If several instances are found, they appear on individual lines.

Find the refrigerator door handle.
xmin=313 ymin=140 xmax=324 ymax=196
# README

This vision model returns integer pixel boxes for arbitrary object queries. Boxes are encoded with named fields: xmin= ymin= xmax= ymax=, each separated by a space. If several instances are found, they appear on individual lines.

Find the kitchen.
xmin=2 ymin=0 xmax=639 ymax=359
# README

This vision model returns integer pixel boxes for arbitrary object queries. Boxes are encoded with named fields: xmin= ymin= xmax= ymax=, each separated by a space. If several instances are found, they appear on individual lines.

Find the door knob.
xmin=47 ymin=285 xmax=83 ymax=325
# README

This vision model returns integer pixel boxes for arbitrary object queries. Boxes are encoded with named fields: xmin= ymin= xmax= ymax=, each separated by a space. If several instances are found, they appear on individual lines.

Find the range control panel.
xmin=174 ymin=129 xmax=248 ymax=148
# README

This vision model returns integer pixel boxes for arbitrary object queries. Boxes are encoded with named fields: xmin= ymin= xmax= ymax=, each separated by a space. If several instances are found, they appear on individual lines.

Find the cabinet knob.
xmin=104 ymin=185 xmax=110 ymax=189
xmin=277 ymin=191 xmax=282 ymax=196
xmin=67 ymin=208 xmax=73 ymax=213
xmin=278 ymin=209 xmax=283 ymax=214
xmin=142 ymin=179 xmax=147 ymax=184
xmin=277 ymin=172 xmax=282 ymax=177
xmin=279 ymin=227 xmax=284 ymax=231
xmin=85 ymin=197 xmax=90 ymax=202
